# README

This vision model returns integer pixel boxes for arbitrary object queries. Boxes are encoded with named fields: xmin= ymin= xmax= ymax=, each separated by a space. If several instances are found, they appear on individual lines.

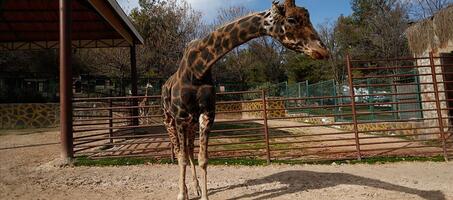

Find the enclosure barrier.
xmin=72 ymin=54 xmax=453 ymax=162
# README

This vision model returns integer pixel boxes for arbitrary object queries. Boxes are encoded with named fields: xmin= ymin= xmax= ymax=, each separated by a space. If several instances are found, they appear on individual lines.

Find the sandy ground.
xmin=1 ymin=128 xmax=453 ymax=200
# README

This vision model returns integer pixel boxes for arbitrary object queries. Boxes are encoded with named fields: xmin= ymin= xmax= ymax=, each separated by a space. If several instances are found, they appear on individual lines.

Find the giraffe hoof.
xmin=194 ymin=185 xmax=202 ymax=197
xmin=176 ymin=194 xmax=187 ymax=200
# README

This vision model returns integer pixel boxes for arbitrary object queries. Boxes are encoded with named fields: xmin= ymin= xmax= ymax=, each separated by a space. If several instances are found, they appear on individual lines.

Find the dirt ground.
xmin=1 ymin=128 xmax=452 ymax=200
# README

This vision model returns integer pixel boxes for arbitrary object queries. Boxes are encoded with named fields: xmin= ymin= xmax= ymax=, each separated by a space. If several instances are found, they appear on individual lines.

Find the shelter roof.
xmin=0 ymin=0 xmax=144 ymax=50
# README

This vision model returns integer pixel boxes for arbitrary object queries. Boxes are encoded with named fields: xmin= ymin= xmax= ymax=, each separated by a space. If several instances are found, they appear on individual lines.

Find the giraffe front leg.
xmin=188 ymin=126 xmax=201 ymax=197
xmin=177 ymin=155 xmax=188 ymax=200
xmin=198 ymin=113 xmax=214 ymax=200
xmin=188 ymin=145 xmax=201 ymax=197
xmin=176 ymin=119 xmax=189 ymax=200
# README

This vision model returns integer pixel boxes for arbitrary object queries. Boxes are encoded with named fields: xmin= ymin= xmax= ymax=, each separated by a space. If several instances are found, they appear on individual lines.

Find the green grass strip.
xmin=74 ymin=155 xmax=445 ymax=167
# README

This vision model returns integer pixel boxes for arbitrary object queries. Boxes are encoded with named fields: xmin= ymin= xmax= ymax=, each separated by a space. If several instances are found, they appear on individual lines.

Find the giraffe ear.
xmin=285 ymin=0 xmax=296 ymax=7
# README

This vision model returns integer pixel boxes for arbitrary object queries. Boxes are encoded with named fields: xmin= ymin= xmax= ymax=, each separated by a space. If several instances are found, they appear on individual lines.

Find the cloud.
xmin=119 ymin=0 xmax=271 ymax=22
xmin=185 ymin=0 xmax=261 ymax=22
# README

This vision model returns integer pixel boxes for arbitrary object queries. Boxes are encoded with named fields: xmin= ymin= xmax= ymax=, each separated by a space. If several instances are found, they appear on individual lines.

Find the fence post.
xmin=415 ymin=69 xmax=424 ymax=119
xmin=298 ymin=82 xmax=301 ymax=98
xmin=306 ymin=80 xmax=311 ymax=114
xmin=285 ymin=81 xmax=289 ymax=98
xmin=332 ymin=79 xmax=338 ymax=120
xmin=262 ymin=89 xmax=271 ymax=164
xmin=346 ymin=55 xmax=362 ymax=161
xmin=367 ymin=78 xmax=375 ymax=121
xmin=130 ymin=45 xmax=139 ymax=127
xmin=108 ymin=90 xmax=113 ymax=144
xmin=429 ymin=52 xmax=449 ymax=161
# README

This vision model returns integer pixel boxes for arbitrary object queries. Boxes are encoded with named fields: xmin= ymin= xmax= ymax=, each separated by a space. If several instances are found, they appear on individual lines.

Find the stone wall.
xmin=216 ymin=103 xmax=242 ymax=120
xmin=340 ymin=120 xmax=442 ymax=140
xmin=0 ymin=103 xmax=60 ymax=129
xmin=241 ymin=99 xmax=286 ymax=119
xmin=416 ymin=41 xmax=453 ymax=130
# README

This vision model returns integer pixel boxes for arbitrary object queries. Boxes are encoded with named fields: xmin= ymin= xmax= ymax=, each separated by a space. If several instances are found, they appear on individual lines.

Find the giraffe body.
xmin=161 ymin=1 xmax=329 ymax=199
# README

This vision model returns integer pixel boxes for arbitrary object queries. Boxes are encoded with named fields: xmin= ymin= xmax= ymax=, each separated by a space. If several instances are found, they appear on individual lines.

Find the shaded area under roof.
xmin=0 ymin=0 xmax=144 ymax=50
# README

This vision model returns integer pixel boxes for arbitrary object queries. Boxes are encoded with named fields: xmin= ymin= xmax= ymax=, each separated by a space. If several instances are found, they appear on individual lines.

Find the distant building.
xmin=0 ymin=72 xmax=59 ymax=103
xmin=406 ymin=5 xmax=453 ymax=57
xmin=405 ymin=5 xmax=453 ymax=127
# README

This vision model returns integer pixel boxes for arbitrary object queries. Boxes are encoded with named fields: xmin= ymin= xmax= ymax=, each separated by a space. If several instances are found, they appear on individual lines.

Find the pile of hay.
xmin=406 ymin=5 xmax=453 ymax=55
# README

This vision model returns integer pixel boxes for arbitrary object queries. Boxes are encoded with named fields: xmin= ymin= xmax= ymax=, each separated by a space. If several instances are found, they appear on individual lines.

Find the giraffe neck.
xmin=184 ymin=11 xmax=273 ymax=79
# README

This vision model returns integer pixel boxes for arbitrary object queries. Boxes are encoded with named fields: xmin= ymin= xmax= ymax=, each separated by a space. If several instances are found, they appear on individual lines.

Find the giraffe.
xmin=161 ymin=1 xmax=329 ymax=199
xmin=139 ymin=83 xmax=153 ymax=124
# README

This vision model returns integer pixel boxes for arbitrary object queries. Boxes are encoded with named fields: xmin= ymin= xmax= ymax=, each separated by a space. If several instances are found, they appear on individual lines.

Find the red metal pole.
xmin=262 ymin=90 xmax=271 ymax=164
xmin=429 ymin=52 xmax=449 ymax=161
xmin=130 ymin=44 xmax=139 ymax=126
xmin=346 ymin=54 xmax=362 ymax=161
xmin=59 ymin=0 xmax=73 ymax=161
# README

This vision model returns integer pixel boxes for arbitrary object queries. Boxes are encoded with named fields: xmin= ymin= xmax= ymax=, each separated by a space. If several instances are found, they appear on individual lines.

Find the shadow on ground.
xmin=209 ymin=170 xmax=445 ymax=200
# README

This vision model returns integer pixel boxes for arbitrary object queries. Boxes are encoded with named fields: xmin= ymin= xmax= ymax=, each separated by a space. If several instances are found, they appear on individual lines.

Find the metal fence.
xmin=72 ymin=54 xmax=453 ymax=162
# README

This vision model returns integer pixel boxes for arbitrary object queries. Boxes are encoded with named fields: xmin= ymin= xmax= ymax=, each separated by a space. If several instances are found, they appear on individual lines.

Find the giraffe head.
xmin=265 ymin=0 xmax=329 ymax=59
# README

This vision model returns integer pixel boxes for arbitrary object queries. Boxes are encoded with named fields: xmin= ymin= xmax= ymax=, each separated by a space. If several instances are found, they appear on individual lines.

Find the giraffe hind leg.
xmin=163 ymin=112 xmax=187 ymax=200
xmin=164 ymin=112 xmax=178 ymax=162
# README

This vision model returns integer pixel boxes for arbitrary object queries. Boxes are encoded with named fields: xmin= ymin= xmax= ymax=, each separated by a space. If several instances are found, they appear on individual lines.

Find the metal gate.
xmin=72 ymin=54 xmax=453 ymax=162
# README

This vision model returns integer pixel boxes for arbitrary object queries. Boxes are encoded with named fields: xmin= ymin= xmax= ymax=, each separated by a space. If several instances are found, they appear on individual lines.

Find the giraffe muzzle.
xmin=305 ymin=41 xmax=329 ymax=60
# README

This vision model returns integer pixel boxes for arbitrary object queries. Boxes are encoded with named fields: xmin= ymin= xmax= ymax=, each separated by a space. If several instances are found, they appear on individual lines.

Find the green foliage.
xmin=335 ymin=0 xmax=410 ymax=59
xmin=284 ymin=53 xmax=332 ymax=84
xmin=214 ymin=39 xmax=287 ymax=87
xmin=129 ymin=0 xmax=203 ymax=78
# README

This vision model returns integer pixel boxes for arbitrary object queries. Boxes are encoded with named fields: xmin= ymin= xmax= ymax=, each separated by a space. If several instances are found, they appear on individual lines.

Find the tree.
xmin=130 ymin=0 xmax=203 ymax=78
xmin=334 ymin=0 xmax=411 ymax=59
xmin=210 ymin=6 xmax=287 ymax=87
xmin=210 ymin=6 xmax=253 ymax=84
xmin=317 ymin=20 xmax=345 ymax=83
xmin=284 ymin=53 xmax=332 ymax=84
xmin=0 ymin=50 xmax=58 ymax=75
xmin=406 ymin=0 xmax=453 ymax=19
xmin=362 ymin=0 xmax=411 ymax=59
xmin=76 ymin=0 xmax=204 ymax=93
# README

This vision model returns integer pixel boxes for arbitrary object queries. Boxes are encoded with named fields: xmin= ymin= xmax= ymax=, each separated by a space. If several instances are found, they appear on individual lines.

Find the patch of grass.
xmin=74 ymin=155 xmax=446 ymax=167
xmin=345 ymin=155 xmax=446 ymax=164
xmin=271 ymin=155 xmax=446 ymax=165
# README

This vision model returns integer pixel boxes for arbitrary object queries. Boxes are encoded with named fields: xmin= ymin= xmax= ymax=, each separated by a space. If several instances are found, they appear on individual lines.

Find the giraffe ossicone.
xmin=161 ymin=0 xmax=329 ymax=199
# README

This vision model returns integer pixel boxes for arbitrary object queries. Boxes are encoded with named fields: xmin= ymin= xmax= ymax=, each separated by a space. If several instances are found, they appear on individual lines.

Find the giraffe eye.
xmin=287 ymin=17 xmax=298 ymax=25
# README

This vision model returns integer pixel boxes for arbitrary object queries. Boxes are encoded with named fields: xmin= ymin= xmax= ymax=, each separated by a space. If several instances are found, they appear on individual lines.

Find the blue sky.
xmin=119 ymin=0 xmax=352 ymax=26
